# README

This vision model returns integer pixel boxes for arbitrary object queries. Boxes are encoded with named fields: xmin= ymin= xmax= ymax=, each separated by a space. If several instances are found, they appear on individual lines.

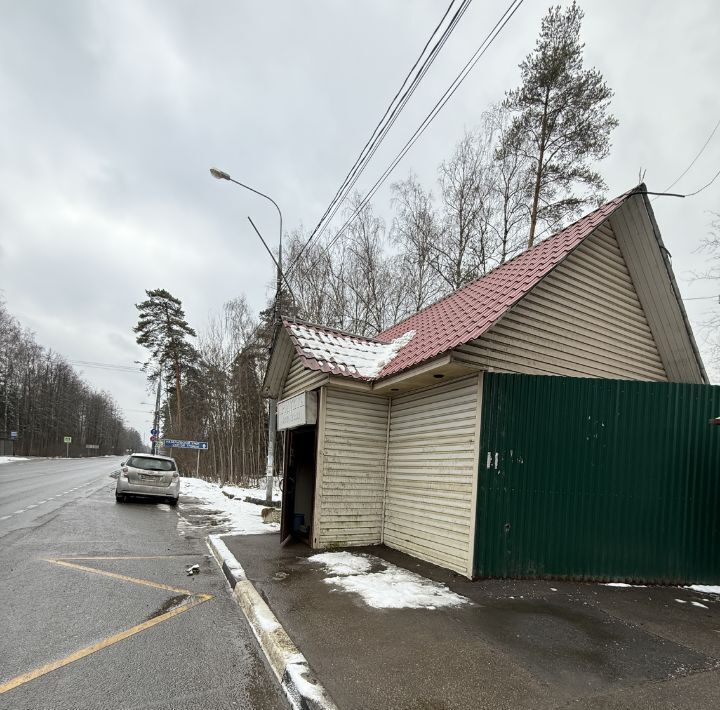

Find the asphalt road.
xmin=0 ymin=457 xmax=285 ymax=710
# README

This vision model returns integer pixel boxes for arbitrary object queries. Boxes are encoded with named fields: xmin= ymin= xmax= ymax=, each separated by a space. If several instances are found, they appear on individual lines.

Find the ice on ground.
xmin=309 ymin=551 xmax=373 ymax=576
xmin=0 ymin=456 xmax=29 ymax=465
xmin=308 ymin=551 xmax=468 ymax=610
xmin=180 ymin=477 xmax=279 ymax=535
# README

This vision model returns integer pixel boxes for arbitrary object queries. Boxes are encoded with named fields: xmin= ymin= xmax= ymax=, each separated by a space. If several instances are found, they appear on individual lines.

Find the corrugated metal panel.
xmin=384 ymin=376 xmax=480 ymax=576
xmin=454 ymin=224 xmax=669 ymax=381
xmin=282 ymin=354 xmax=328 ymax=399
xmin=314 ymin=387 xmax=389 ymax=548
xmin=475 ymin=373 xmax=720 ymax=583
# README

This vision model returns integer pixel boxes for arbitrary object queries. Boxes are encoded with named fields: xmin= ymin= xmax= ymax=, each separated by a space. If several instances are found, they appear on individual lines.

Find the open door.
xmin=280 ymin=425 xmax=317 ymax=544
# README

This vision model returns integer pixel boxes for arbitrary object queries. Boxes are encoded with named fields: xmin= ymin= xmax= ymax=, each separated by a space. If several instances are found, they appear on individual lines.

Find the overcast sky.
xmin=1 ymin=0 xmax=719 ymax=441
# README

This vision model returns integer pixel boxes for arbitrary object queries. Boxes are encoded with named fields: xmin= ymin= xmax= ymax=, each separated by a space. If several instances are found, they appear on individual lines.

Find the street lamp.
xmin=210 ymin=167 xmax=283 ymax=505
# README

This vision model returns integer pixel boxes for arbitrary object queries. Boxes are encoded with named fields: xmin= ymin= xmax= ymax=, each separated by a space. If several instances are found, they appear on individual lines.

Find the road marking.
xmin=0 ymin=556 xmax=213 ymax=695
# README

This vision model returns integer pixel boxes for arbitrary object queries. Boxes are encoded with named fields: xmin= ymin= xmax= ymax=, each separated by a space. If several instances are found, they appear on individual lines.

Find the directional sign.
xmin=63 ymin=436 xmax=72 ymax=444
xmin=85 ymin=444 xmax=100 ymax=449
xmin=162 ymin=439 xmax=208 ymax=450
xmin=10 ymin=431 xmax=17 ymax=440
xmin=150 ymin=428 xmax=159 ymax=436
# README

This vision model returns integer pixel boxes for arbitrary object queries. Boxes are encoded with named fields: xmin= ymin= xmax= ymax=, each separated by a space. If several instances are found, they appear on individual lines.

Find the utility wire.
xmin=663 ymin=118 xmax=720 ymax=193
xmin=70 ymin=360 xmax=143 ymax=373
xmin=287 ymin=0 xmax=472 ymax=277
xmin=684 ymin=166 xmax=720 ymax=197
xmin=306 ymin=0 xmax=525 ymax=268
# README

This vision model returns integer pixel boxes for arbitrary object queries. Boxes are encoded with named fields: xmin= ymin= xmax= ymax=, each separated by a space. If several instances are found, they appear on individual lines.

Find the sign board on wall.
xmin=277 ymin=391 xmax=318 ymax=431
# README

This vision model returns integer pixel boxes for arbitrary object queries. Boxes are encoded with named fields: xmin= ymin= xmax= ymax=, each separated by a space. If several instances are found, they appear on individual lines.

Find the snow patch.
xmin=308 ymin=552 xmax=372 ymax=576
xmin=0 ymin=457 xmax=29 ymax=465
xmin=686 ymin=585 xmax=720 ymax=595
xmin=156 ymin=503 xmax=171 ymax=511
xmin=308 ymin=551 xmax=468 ymax=610
xmin=691 ymin=601 xmax=709 ymax=609
xmin=602 ymin=582 xmax=647 ymax=588
xmin=180 ymin=477 xmax=279 ymax=535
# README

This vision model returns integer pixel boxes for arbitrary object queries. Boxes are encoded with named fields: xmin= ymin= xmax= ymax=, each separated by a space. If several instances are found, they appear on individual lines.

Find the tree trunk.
xmin=528 ymin=87 xmax=551 ymax=249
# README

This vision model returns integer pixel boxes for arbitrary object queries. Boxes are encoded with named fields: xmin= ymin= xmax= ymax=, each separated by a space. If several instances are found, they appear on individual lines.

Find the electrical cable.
xmin=684 ymin=166 xmax=720 ymax=197
xmin=662 ymin=118 xmax=720 ymax=193
xmin=287 ymin=0 xmax=472 ymax=277
xmin=306 ymin=0 xmax=526 ymax=267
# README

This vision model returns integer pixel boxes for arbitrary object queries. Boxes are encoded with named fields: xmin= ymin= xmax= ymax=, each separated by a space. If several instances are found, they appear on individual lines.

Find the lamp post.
xmin=210 ymin=167 xmax=282 ymax=505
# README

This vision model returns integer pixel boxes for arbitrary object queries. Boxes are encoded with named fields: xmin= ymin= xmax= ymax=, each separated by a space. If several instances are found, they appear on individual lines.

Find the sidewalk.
xmin=222 ymin=533 xmax=720 ymax=710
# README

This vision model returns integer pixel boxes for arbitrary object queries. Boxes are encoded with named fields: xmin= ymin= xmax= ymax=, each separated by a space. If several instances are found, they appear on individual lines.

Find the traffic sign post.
xmin=63 ymin=435 xmax=72 ymax=458
xmin=10 ymin=431 xmax=17 ymax=457
xmin=160 ymin=439 xmax=209 ymax=477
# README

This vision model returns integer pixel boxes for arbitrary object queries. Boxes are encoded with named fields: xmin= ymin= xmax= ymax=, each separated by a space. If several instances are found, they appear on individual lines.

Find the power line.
xmin=287 ymin=0 xmax=472 ymax=277
xmin=70 ymin=360 xmax=144 ymax=374
xmin=307 ymin=0 xmax=526 ymax=267
xmin=663 ymin=118 xmax=720 ymax=193
xmin=684 ymin=166 xmax=720 ymax=197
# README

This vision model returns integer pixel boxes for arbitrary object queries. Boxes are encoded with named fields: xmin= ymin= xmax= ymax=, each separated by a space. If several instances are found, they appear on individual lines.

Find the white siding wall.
xmin=313 ymin=387 xmax=389 ymax=548
xmin=453 ymin=224 xmax=668 ymax=381
xmin=383 ymin=377 xmax=480 ymax=576
xmin=282 ymin=354 xmax=328 ymax=399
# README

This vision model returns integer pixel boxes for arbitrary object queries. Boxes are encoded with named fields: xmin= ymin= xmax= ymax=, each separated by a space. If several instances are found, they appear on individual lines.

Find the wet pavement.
xmin=0 ymin=459 xmax=285 ymax=710
xmin=224 ymin=533 xmax=720 ymax=710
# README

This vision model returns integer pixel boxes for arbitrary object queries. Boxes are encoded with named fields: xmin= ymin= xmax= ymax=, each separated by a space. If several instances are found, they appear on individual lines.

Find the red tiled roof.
xmin=374 ymin=189 xmax=637 ymax=378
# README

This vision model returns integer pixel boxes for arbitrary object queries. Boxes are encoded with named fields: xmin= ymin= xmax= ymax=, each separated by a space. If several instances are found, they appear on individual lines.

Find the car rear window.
xmin=128 ymin=456 xmax=176 ymax=471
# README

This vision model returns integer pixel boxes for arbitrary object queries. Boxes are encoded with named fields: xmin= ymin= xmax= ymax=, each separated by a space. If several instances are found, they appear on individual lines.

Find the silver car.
xmin=115 ymin=453 xmax=180 ymax=505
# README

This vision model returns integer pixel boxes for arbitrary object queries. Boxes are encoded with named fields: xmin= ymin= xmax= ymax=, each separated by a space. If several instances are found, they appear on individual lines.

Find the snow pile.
xmin=288 ymin=322 xmax=415 ymax=379
xmin=180 ymin=477 xmax=279 ymax=535
xmin=0 ymin=456 xmax=29 ymax=465
xmin=221 ymin=481 xmax=281 ymax=505
xmin=308 ymin=551 xmax=468 ymax=610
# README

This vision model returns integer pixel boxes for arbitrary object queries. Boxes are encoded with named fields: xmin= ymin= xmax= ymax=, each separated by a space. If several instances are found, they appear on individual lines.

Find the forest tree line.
xmin=0 ymin=300 xmax=142 ymax=457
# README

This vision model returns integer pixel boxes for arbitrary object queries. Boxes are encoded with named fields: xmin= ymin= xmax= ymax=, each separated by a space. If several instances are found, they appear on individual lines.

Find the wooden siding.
xmin=282 ymin=354 xmax=328 ymax=399
xmin=454 ymin=224 xmax=669 ymax=381
xmin=313 ymin=387 xmax=389 ymax=548
xmin=383 ymin=377 xmax=480 ymax=576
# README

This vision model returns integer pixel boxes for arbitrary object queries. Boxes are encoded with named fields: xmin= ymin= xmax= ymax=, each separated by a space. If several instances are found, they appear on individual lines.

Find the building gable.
xmin=454 ymin=221 xmax=669 ymax=381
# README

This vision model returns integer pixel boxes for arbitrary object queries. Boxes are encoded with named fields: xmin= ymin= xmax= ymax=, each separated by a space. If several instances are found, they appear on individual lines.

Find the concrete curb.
xmin=207 ymin=535 xmax=339 ymax=710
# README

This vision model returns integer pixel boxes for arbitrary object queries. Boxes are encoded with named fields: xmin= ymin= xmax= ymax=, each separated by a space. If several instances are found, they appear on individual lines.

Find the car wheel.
xmin=168 ymin=497 xmax=178 ymax=507
xmin=115 ymin=493 xmax=125 ymax=503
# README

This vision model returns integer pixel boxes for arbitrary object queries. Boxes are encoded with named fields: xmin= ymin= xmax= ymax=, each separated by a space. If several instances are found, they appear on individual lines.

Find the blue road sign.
xmin=162 ymin=439 xmax=208 ymax=450
xmin=150 ymin=428 xmax=159 ymax=436
xmin=10 ymin=431 xmax=17 ymax=440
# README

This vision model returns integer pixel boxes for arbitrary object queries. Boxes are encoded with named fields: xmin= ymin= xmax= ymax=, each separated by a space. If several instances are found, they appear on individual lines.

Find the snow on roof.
xmin=285 ymin=320 xmax=415 ymax=380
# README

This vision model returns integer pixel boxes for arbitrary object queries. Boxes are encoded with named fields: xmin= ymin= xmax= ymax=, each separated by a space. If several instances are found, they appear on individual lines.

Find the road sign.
xmin=85 ymin=444 xmax=100 ymax=449
xmin=10 ymin=431 xmax=17 ymax=440
xmin=150 ymin=435 xmax=158 ymax=443
xmin=162 ymin=438 xmax=208 ymax=450
xmin=63 ymin=436 xmax=72 ymax=444
xmin=150 ymin=428 xmax=159 ymax=436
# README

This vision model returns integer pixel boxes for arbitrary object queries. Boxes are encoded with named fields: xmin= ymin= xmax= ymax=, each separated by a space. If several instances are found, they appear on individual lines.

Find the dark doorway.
xmin=280 ymin=425 xmax=317 ymax=544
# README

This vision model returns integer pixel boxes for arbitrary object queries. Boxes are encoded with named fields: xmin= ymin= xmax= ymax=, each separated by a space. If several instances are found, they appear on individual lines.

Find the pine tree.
xmin=134 ymin=288 xmax=197 ymax=428
xmin=502 ymin=1 xmax=618 ymax=248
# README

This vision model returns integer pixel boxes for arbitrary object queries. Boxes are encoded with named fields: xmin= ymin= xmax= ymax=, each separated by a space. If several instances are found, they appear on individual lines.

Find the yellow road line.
xmin=0 ymin=594 xmax=212 ymax=694
xmin=58 ymin=555 xmax=195 ymax=560
xmin=45 ymin=558 xmax=195 ymax=596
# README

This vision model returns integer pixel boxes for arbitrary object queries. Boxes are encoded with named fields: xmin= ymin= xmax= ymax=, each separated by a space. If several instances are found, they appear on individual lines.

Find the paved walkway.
xmin=224 ymin=533 xmax=720 ymax=710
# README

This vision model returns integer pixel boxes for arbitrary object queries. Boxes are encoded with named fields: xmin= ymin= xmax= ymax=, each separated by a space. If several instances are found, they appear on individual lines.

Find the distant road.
xmin=0 ymin=457 xmax=121 ymax=533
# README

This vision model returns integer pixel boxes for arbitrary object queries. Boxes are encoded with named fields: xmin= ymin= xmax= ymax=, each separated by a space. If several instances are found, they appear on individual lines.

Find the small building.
xmin=264 ymin=186 xmax=718 ymax=584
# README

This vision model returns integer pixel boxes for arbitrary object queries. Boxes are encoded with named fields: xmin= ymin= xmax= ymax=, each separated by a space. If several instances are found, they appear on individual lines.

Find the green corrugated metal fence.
xmin=474 ymin=373 xmax=720 ymax=583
